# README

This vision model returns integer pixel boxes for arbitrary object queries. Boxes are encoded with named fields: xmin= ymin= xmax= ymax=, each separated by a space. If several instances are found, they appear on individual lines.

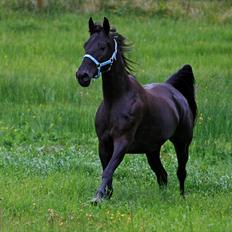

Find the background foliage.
xmin=1 ymin=0 xmax=232 ymax=23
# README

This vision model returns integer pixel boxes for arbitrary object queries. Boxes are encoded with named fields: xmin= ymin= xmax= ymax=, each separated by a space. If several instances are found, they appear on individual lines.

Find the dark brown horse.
xmin=76 ymin=17 xmax=197 ymax=204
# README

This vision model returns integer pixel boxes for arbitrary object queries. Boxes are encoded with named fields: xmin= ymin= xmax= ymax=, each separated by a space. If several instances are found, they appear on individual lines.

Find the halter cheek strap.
xmin=83 ymin=39 xmax=118 ymax=79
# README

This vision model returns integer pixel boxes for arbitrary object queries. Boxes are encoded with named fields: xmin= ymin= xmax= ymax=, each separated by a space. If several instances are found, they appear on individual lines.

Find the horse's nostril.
xmin=82 ymin=73 xmax=90 ymax=81
xmin=76 ymin=71 xmax=90 ymax=81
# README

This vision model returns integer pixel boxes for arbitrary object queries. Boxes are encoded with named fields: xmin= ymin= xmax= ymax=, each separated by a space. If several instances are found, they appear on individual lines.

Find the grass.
xmin=0 ymin=9 xmax=232 ymax=232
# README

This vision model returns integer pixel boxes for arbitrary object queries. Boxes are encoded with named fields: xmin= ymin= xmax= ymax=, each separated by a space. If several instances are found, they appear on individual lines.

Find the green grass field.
xmin=0 ymin=9 xmax=232 ymax=232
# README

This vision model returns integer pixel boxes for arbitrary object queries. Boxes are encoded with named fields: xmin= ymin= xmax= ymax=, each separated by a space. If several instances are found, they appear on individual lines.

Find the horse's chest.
xmin=106 ymin=111 xmax=136 ymax=136
xmin=96 ymin=95 xmax=143 ymax=139
xmin=107 ymin=104 xmax=142 ymax=133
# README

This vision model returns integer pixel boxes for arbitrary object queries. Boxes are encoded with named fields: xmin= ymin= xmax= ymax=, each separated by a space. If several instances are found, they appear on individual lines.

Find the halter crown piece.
xmin=83 ymin=39 xmax=118 ymax=79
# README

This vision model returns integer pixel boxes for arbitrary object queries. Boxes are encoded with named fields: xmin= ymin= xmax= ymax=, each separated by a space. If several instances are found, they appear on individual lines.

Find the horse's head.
xmin=76 ymin=17 xmax=117 ymax=87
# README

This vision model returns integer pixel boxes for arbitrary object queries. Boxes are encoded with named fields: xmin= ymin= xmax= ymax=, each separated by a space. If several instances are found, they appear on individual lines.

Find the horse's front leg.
xmin=92 ymin=137 xmax=129 ymax=204
xmin=98 ymin=138 xmax=114 ymax=199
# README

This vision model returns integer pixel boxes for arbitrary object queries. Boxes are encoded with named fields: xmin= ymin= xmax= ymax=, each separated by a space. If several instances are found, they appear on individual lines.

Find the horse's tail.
xmin=166 ymin=64 xmax=197 ymax=125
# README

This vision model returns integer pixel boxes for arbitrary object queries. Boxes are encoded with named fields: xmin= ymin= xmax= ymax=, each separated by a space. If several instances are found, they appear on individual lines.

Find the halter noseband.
xmin=83 ymin=39 xmax=117 ymax=79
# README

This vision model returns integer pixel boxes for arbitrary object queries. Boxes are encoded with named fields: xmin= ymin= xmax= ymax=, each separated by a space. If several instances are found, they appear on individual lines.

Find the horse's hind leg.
xmin=173 ymin=142 xmax=189 ymax=197
xmin=146 ymin=148 xmax=168 ymax=188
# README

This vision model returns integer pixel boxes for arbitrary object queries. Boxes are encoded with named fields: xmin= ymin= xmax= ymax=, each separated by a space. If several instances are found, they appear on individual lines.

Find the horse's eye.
xmin=100 ymin=46 xmax=106 ymax=51
xmin=98 ymin=43 xmax=107 ymax=51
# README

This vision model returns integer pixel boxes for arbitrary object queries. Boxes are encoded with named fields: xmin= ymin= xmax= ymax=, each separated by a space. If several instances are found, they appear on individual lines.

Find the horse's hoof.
xmin=91 ymin=192 xmax=104 ymax=205
xmin=180 ymin=192 xmax=186 ymax=199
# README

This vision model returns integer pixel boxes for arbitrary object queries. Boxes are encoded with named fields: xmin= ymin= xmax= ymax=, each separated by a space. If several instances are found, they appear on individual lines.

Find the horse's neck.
xmin=102 ymin=58 xmax=130 ymax=106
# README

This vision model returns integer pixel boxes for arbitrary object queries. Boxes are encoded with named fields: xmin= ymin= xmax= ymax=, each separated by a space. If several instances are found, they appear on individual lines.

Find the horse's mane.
xmin=110 ymin=29 xmax=134 ymax=74
xmin=91 ymin=23 xmax=134 ymax=74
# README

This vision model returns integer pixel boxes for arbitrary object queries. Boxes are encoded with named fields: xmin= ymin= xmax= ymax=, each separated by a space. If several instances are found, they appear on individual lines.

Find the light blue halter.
xmin=83 ymin=39 xmax=118 ymax=79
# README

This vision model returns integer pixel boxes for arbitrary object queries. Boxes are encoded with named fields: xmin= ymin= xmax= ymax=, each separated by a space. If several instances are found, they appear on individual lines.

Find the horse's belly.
xmin=127 ymin=141 xmax=162 ymax=154
xmin=127 ymin=121 xmax=176 ymax=153
xmin=127 ymin=130 xmax=165 ymax=153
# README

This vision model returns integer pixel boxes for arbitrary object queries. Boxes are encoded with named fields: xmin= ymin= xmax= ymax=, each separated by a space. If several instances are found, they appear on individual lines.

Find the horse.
xmin=76 ymin=17 xmax=197 ymax=204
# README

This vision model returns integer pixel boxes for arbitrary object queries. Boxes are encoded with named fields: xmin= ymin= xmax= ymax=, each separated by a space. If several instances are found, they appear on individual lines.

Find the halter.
xmin=83 ymin=39 xmax=118 ymax=79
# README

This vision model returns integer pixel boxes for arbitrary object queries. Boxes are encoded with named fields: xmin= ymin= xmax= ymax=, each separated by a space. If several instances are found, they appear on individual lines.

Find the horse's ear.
xmin=89 ymin=17 xmax=95 ymax=35
xmin=103 ymin=17 xmax=110 ymax=35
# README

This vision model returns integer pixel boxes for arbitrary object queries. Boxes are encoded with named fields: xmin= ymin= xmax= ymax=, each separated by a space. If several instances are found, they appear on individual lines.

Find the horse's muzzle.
xmin=76 ymin=71 xmax=91 ymax=87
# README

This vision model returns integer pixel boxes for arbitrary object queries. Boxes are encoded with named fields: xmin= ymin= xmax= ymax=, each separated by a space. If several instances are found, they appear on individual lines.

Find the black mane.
xmin=110 ymin=29 xmax=134 ymax=74
xmin=91 ymin=23 xmax=134 ymax=74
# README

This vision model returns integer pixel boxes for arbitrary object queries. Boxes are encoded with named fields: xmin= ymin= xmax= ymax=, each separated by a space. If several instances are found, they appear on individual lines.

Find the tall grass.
xmin=0 ymin=12 xmax=231 ymax=156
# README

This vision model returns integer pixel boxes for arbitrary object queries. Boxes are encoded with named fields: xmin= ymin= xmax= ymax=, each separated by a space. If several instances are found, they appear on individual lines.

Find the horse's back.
xmin=144 ymin=83 xmax=184 ymax=99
